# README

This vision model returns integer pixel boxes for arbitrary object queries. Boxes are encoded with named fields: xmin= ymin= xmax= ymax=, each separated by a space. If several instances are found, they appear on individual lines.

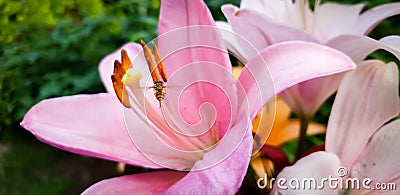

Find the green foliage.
xmin=0 ymin=0 xmax=159 ymax=136
xmin=0 ymin=1 xmax=159 ymax=192
xmin=0 ymin=141 xmax=71 ymax=195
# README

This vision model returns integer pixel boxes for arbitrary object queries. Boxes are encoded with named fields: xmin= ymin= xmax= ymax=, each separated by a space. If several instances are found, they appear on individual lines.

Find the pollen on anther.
xmin=111 ymin=49 xmax=133 ymax=108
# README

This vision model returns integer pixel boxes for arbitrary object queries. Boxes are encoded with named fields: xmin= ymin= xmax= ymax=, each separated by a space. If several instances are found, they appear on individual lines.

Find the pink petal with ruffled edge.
xmin=351 ymin=119 xmax=400 ymax=194
xmin=165 ymin=114 xmax=252 ymax=194
xmin=82 ymin=171 xmax=186 ymax=195
xmin=326 ymin=34 xmax=400 ymax=62
xmin=356 ymin=2 xmax=400 ymax=35
xmin=238 ymin=41 xmax=355 ymax=119
xmin=272 ymin=151 xmax=341 ymax=195
xmin=21 ymin=93 xmax=160 ymax=169
xmin=326 ymin=60 xmax=399 ymax=169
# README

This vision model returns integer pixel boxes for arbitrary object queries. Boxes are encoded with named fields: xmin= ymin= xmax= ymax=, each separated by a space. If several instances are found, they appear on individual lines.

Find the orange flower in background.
xmin=233 ymin=66 xmax=326 ymax=181
xmin=233 ymin=66 xmax=326 ymax=147
xmin=249 ymin=98 xmax=326 ymax=181
xmin=253 ymin=98 xmax=326 ymax=147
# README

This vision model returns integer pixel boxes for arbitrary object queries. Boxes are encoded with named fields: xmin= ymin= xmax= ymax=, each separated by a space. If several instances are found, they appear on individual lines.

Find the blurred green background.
xmin=0 ymin=0 xmax=399 ymax=194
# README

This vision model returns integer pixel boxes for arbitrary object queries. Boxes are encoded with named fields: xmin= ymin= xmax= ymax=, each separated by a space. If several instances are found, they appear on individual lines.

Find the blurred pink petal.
xmin=313 ymin=2 xmax=365 ymax=41
xmin=356 ymin=2 xmax=400 ymax=35
xmin=21 ymin=93 xmax=160 ymax=169
xmin=352 ymin=120 xmax=400 ymax=188
xmin=215 ymin=21 xmax=249 ymax=62
xmin=326 ymin=35 xmax=400 ymax=62
xmin=82 ymin=171 xmax=186 ymax=195
xmin=272 ymin=151 xmax=341 ymax=195
xmin=232 ymin=8 xmax=317 ymax=43
xmin=279 ymin=73 xmax=345 ymax=118
xmin=220 ymin=0 xmax=400 ymax=118
xmin=221 ymin=4 xmax=317 ymax=61
xmin=326 ymin=60 xmax=399 ymax=169
xmin=238 ymin=41 xmax=355 ymax=119
xmin=239 ymin=0 xmax=289 ymax=19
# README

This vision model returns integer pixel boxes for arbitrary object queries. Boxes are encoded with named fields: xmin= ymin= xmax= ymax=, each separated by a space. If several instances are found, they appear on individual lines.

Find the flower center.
xmin=111 ymin=41 xmax=212 ymax=157
xmin=111 ymin=40 xmax=169 ymax=108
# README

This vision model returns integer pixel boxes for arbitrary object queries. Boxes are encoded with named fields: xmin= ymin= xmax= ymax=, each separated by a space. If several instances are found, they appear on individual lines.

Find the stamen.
xmin=151 ymin=41 xmax=168 ymax=82
xmin=111 ymin=74 xmax=131 ymax=108
xmin=140 ymin=40 xmax=161 ymax=83
xmin=111 ymin=49 xmax=133 ymax=108
xmin=140 ymin=40 xmax=168 ymax=107
xmin=314 ymin=0 xmax=321 ymax=10
xmin=300 ymin=0 xmax=307 ymax=30
xmin=121 ymin=49 xmax=132 ymax=71
xmin=113 ymin=60 xmax=124 ymax=81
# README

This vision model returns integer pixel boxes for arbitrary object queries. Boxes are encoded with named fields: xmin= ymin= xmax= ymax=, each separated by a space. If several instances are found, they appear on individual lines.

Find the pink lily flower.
xmin=218 ymin=0 xmax=400 ymax=118
xmin=272 ymin=60 xmax=400 ymax=194
xmin=21 ymin=0 xmax=356 ymax=193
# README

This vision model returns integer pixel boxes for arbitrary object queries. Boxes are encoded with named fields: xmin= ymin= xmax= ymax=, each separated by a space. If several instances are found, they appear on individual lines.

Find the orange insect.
xmin=111 ymin=40 xmax=169 ymax=108
xmin=140 ymin=40 xmax=169 ymax=107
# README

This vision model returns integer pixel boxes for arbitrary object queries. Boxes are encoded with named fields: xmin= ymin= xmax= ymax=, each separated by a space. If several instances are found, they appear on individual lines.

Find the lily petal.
xmin=272 ymin=151 xmax=341 ymax=195
xmin=82 ymin=171 xmax=186 ymax=195
xmin=313 ymin=3 xmax=365 ymax=42
xmin=326 ymin=60 xmax=399 ymax=169
xmin=238 ymin=41 xmax=355 ymax=119
xmin=380 ymin=35 xmax=400 ymax=53
xmin=240 ymin=0 xmax=287 ymax=20
xmin=351 ymin=120 xmax=400 ymax=188
xmin=326 ymin=34 xmax=400 ymax=62
xmin=158 ymin=0 xmax=231 ymax=74
xmin=233 ymin=8 xmax=318 ymax=44
xmin=357 ymin=2 xmax=400 ymax=35
xmin=279 ymin=73 xmax=345 ymax=118
xmin=21 ymin=93 xmax=160 ymax=168
xmin=221 ymin=4 xmax=271 ymax=61
xmin=123 ymin=101 xmax=203 ymax=170
xmin=221 ymin=5 xmax=317 ymax=61
xmin=215 ymin=21 xmax=249 ymax=63
xmin=165 ymin=115 xmax=252 ymax=194
xmin=162 ymin=61 xmax=239 ymax=140
xmin=157 ymin=0 xmax=237 ymax=139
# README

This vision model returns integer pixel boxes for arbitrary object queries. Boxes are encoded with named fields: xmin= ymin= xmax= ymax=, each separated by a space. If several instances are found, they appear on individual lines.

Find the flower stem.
xmin=295 ymin=116 xmax=309 ymax=160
